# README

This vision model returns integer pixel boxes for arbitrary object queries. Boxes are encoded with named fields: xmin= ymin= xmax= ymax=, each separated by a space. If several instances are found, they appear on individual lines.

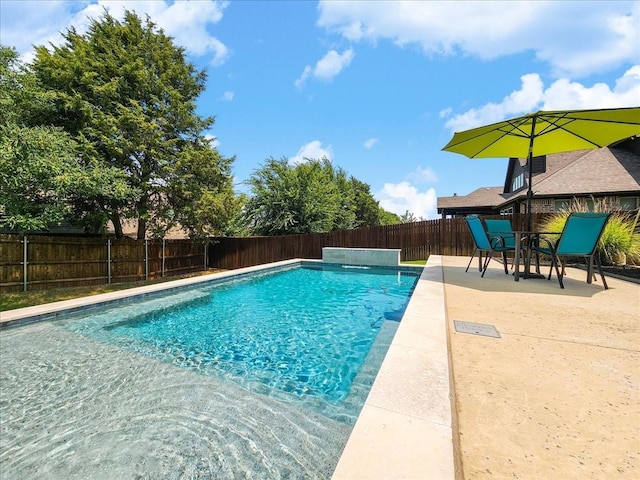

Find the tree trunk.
xmin=111 ymin=212 xmax=124 ymax=239
xmin=137 ymin=217 xmax=147 ymax=240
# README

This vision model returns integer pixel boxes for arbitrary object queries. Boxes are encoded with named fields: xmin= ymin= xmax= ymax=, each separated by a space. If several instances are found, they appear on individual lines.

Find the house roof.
xmin=437 ymin=141 xmax=640 ymax=215
xmin=507 ymin=146 xmax=640 ymax=199
xmin=437 ymin=186 xmax=506 ymax=210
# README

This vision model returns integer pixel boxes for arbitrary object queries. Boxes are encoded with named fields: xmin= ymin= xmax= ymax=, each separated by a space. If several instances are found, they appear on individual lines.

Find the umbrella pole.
xmin=526 ymin=157 xmax=533 ymax=231
xmin=525 ymin=114 xmax=538 ymax=232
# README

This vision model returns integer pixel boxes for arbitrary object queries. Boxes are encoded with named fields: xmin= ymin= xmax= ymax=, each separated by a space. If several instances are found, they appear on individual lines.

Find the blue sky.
xmin=2 ymin=1 xmax=639 ymax=219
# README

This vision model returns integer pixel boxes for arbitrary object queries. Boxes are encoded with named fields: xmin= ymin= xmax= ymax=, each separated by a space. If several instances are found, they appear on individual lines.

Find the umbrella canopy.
xmin=442 ymin=107 xmax=640 ymax=228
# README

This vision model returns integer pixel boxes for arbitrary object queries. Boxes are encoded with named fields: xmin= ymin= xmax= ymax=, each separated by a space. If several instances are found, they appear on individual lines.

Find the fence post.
xmin=107 ymin=238 xmax=112 ymax=284
xmin=204 ymin=241 xmax=207 ymax=271
xmin=145 ymin=239 xmax=149 ymax=281
xmin=162 ymin=238 xmax=166 ymax=277
xmin=22 ymin=235 xmax=28 ymax=292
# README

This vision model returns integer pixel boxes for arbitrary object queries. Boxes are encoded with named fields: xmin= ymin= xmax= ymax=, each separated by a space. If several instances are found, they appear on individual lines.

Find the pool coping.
xmin=332 ymin=254 xmax=455 ymax=479
xmin=0 ymin=256 xmax=453 ymax=478
xmin=0 ymin=259 xmax=304 ymax=327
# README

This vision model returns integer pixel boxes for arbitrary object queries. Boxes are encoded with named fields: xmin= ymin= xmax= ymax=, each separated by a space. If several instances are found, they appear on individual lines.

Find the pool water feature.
xmin=0 ymin=262 xmax=420 ymax=479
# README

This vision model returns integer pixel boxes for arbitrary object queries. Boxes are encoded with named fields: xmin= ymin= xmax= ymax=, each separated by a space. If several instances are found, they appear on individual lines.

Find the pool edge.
xmin=332 ymin=254 xmax=455 ymax=479
xmin=0 ymin=256 xmax=448 ymax=477
xmin=0 ymin=259 xmax=306 ymax=327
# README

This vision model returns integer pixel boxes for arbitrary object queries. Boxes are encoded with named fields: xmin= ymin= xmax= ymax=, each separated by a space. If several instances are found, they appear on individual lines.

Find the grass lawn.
xmin=0 ymin=270 xmax=222 ymax=312
xmin=401 ymin=260 xmax=427 ymax=265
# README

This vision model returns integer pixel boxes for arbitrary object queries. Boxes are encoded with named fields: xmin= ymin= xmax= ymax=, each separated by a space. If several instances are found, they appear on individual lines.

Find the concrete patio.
xmin=444 ymin=255 xmax=639 ymax=479
xmin=334 ymin=254 xmax=638 ymax=479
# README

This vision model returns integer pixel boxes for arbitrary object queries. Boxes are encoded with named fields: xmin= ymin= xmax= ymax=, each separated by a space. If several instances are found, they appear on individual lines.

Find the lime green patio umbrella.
xmin=442 ymin=107 xmax=640 ymax=229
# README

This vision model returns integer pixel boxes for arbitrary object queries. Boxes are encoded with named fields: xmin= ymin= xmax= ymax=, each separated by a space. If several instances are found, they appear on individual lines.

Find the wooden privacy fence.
xmin=208 ymin=213 xmax=548 ymax=270
xmin=0 ymin=213 xmax=548 ymax=293
xmin=0 ymin=235 xmax=208 ymax=293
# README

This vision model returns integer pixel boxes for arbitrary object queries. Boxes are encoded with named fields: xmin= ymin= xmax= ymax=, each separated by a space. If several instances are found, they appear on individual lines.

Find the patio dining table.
xmin=512 ymin=230 xmax=561 ymax=281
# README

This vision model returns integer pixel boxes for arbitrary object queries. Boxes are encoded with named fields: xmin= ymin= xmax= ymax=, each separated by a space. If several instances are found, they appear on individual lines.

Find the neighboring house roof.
xmin=438 ymin=186 xmax=505 ymax=210
xmin=106 ymin=218 xmax=190 ymax=239
xmin=438 ymin=187 xmax=505 ymax=208
xmin=503 ymin=146 xmax=640 ymax=202
xmin=437 ymin=142 xmax=640 ymax=215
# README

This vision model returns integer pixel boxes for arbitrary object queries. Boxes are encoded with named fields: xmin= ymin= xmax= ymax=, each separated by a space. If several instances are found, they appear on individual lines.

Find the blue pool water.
xmin=0 ymin=261 xmax=422 ymax=478
xmin=61 ymin=263 xmax=419 ymax=406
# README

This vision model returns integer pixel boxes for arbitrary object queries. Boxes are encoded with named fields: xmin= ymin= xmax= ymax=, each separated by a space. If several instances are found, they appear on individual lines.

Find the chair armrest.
xmin=532 ymin=236 xmax=556 ymax=253
xmin=489 ymin=235 xmax=506 ymax=248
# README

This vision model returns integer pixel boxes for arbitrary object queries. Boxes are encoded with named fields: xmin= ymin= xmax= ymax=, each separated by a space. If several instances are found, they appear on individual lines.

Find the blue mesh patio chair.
xmin=530 ymin=212 xmax=612 ymax=289
xmin=484 ymin=218 xmax=517 ymax=270
xmin=464 ymin=215 xmax=514 ymax=277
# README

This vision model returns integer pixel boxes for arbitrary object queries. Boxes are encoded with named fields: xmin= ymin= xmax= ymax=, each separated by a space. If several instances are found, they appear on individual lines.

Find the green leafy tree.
xmin=244 ymin=157 xmax=345 ymax=235
xmin=400 ymin=210 xmax=418 ymax=223
xmin=30 ymin=10 xmax=237 ymax=238
xmin=351 ymin=178 xmax=385 ymax=227
xmin=332 ymin=167 xmax=357 ymax=230
xmin=378 ymin=208 xmax=401 ymax=225
xmin=0 ymin=46 xmax=132 ymax=233
xmin=158 ymin=139 xmax=240 ymax=238
xmin=243 ymin=157 xmax=400 ymax=235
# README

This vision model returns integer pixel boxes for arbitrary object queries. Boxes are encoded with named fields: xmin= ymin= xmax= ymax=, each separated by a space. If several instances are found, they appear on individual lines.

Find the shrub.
xmin=539 ymin=198 xmax=640 ymax=266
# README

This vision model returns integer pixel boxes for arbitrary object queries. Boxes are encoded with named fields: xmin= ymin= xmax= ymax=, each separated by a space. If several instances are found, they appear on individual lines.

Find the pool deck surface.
xmin=335 ymin=254 xmax=639 ymax=479
xmin=2 ymin=255 xmax=639 ymax=479
xmin=441 ymin=254 xmax=639 ymax=480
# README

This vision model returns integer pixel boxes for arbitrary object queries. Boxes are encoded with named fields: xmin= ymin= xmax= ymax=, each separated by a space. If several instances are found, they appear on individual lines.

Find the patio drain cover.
xmin=454 ymin=320 xmax=501 ymax=338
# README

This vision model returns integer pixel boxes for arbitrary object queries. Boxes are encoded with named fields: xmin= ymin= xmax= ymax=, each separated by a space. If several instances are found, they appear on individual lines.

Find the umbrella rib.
xmin=465 ymin=117 xmax=534 ymax=156
xmin=535 ymin=114 xmax=639 ymax=148
xmin=467 ymin=129 xmax=515 ymax=157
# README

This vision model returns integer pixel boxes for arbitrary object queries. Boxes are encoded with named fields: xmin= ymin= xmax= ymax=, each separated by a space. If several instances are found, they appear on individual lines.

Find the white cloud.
xmin=439 ymin=107 xmax=452 ymax=119
xmin=295 ymin=48 xmax=355 ymax=88
xmin=408 ymin=166 xmax=438 ymax=184
xmin=1 ymin=0 xmax=231 ymax=66
xmin=222 ymin=91 xmax=235 ymax=101
xmin=289 ymin=140 xmax=333 ymax=165
xmin=294 ymin=66 xmax=313 ymax=89
xmin=317 ymin=1 xmax=640 ymax=78
xmin=363 ymin=138 xmax=379 ymax=149
xmin=376 ymin=181 xmax=438 ymax=220
xmin=204 ymin=133 xmax=220 ymax=149
xmin=443 ymin=67 xmax=640 ymax=131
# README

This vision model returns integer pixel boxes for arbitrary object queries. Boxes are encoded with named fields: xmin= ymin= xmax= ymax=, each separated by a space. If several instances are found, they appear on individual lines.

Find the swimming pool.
xmin=0 ymin=261 xmax=421 ymax=479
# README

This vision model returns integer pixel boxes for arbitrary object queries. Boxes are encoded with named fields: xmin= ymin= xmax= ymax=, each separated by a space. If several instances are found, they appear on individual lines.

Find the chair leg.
xmin=593 ymin=255 xmax=609 ymax=290
xmin=552 ymin=253 xmax=564 ymax=288
xmin=586 ymin=256 xmax=594 ymax=284
xmin=481 ymin=253 xmax=493 ymax=277
xmin=465 ymin=248 xmax=478 ymax=273
xmin=501 ymin=252 xmax=509 ymax=274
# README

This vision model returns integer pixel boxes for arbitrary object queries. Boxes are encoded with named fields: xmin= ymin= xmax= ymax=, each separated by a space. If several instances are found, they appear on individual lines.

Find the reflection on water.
xmin=1 ymin=264 xmax=415 ymax=478
xmin=0 ymin=319 xmax=398 ymax=479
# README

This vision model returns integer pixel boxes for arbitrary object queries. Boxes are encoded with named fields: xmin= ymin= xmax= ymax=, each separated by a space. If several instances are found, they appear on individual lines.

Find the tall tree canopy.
xmin=0 ymin=46 xmax=132 ymax=232
xmin=243 ymin=157 xmax=398 ymax=235
xmin=30 ymin=10 xmax=237 ymax=238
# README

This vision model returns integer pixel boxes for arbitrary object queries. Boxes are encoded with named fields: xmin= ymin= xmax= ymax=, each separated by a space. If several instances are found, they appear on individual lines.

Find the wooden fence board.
xmin=1 ymin=214 xmax=549 ymax=293
xmin=207 ymin=214 xmax=548 ymax=270
xmin=0 ymin=234 xmax=207 ymax=293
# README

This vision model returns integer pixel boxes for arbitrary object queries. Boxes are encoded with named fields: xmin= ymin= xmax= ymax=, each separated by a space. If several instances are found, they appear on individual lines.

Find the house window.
xmin=500 ymin=207 xmax=513 ymax=215
xmin=554 ymin=200 xmax=570 ymax=211
xmin=511 ymin=173 xmax=524 ymax=192
xmin=620 ymin=197 xmax=638 ymax=211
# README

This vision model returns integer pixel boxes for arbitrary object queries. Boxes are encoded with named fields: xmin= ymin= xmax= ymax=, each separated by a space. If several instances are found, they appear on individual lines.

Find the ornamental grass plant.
xmin=539 ymin=198 xmax=640 ymax=266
